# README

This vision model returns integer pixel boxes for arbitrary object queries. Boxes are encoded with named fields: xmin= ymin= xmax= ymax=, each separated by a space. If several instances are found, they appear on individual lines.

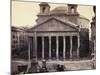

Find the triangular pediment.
xmin=29 ymin=17 xmax=79 ymax=32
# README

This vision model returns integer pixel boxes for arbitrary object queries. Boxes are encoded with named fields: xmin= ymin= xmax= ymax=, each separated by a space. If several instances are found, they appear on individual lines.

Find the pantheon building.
xmin=27 ymin=2 xmax=90 ymax=62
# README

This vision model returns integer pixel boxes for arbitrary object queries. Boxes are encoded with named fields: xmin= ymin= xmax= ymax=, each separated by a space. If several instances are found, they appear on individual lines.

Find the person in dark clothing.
xmin=56 ymin=64 xmax=64 ymax=71
xmin=39 ymin=60 xmax=48 ymax=72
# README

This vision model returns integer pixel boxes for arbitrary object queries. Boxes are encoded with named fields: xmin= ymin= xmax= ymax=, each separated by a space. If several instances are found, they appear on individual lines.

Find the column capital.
xmin=63 ymin=35 xmax=66 ymax=38
xmin=77 ymin=35 xmax=80 ymax=38
xmin=41 ymin=36 xmax=44 ymax=37
xmin=70 ymin=35 xmax=73 ymax=37
xmin=56 ymin=36 xmax=59 ymax=38
xmin=49 ymin=36 xmax=51 ymax=39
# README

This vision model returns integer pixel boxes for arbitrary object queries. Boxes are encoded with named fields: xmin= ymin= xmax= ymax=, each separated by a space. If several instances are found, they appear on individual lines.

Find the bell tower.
xmin=68 ymin=4 xmax=78 ymax=14
xmin=67 ymin=4 xmax=79 ymax=24
xmin=39 ymin=2 xmax=50 ymax=14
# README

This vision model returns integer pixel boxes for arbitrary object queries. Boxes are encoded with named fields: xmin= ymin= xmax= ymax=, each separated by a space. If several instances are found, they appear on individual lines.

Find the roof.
xmin=39 ymin=2 xmax=50 ymax=6
xmin=50 ymin=6 xmax=68 ymax=14
xmin=11 ymin=26 xmax=23 ymax=32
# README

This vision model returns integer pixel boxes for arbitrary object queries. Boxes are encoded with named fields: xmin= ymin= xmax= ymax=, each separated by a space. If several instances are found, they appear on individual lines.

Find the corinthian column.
xmin=70 ymin=36 xmax=72 ymax=59
xmin=63 ymin=36 xmax=66 ymax=60
xmin=49 ymin=36 xmax=51 ymax=60
xmin=42 ymin=36 xmax=44 ymax=59
xmin=77 ymin=35 xmax=80 ymax=59
xmin=34 ymin=32 xmax=37 ymax=61
xmin=56 ymin=36 xmax=59 ymax=60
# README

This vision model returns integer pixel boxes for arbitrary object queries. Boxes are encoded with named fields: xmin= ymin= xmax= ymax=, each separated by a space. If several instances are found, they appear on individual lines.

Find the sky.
xmin=12 ymin=1 xmax=94 ymax=27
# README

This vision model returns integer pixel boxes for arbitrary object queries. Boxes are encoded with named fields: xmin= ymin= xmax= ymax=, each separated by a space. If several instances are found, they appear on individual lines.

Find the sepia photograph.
xmin=11 ymin=0 xmax=96 ymax=75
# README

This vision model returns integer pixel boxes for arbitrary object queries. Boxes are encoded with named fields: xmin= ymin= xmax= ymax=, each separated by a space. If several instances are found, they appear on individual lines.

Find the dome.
xmin=39 ymin=2 xmax=49 ymax=6
xmin=51 ymin=6 xmax=68 ymax=14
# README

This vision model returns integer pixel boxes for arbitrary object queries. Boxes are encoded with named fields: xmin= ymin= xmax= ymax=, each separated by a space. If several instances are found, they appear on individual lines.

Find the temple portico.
xmin=28 ymin=31 xmax=80 ymax=61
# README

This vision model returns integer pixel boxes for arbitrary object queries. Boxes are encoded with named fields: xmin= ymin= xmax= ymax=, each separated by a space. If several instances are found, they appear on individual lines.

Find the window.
xmin=12 ymin=35 xmax=15 ymax=38
xmin=71 ymin=6 xmax=74 ymax=13
xmin=42 ymin=7 xmax=46 ymax=13
xmin=13 ymin=40 xmax=17 ymax=43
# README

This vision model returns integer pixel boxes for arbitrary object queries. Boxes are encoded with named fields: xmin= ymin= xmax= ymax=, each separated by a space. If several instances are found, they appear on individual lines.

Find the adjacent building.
xmin=11 ymin=26 xmax=28 ymax=59
xmin=91 ymin=6 xmax=96 ymax=57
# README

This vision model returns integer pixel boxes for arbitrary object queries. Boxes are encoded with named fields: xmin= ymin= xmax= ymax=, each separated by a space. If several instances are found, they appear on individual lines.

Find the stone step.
xmin=38 ymin=60 xmax=95 ymax=71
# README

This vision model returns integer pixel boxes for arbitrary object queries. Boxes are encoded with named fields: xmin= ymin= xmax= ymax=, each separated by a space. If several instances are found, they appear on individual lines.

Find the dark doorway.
xmin=37 ymin=37 xmax=42 ymax=60
xmin=44 ymin=37 xmax=49 ymax=60
xmin=58 ymin=36 xmax=63 ymax=60
xmin=65 ymin=36 xmax=70 ymax=59
xmin=29 ymin=37 xmax=34 ymax=59
xmin=51 ymin=36 xmax=56 ymax=60
xmin=72 ymin=36 xmax=77 ymax=59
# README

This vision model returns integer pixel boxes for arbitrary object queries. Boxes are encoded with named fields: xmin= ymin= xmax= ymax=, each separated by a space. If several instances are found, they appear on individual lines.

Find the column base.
xmin=56 ymin=58 xmax=59 ymax=61
xmin=49 ymin=59 xmax=51 ymax=61
xmin=63 ymin=58 xmax=66 ymax=61
xmin=69 ymin=58 xmax=73 ymax=61
xmin=70 ymin=56 xmax=72 ymax=59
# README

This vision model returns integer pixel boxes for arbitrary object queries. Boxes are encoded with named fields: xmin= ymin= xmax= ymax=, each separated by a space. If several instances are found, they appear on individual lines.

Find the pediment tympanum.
xmin=30 ymin=18 xmax=79 ymax=32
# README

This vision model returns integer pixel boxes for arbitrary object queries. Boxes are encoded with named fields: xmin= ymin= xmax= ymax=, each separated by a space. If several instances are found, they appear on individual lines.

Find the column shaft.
xmin=34 ymin=32 xmax=37 ymax=60
xmin=77 ymin=35 xmax=80 ymax=59
xmin=70 ymin=36 xmax=72 ymax=59
xmin=63 ymin=36 xmax=66 ymax=60
xmin=49 ymin=36 xmax=51 ymax=60
xmin=27 ymin=38 xmax=31 ymax=71
xmin=56 ymin=36 xmax=59 ymax=60
xmin=42 ymin=36 xmax=44 ymax=59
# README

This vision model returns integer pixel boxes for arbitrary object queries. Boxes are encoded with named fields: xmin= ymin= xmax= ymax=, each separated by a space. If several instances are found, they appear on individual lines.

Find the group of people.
xmin=38 ymin=60 xmax=65 ymax=72
xmin=12 ymin=60 xmax=65 ymax=74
